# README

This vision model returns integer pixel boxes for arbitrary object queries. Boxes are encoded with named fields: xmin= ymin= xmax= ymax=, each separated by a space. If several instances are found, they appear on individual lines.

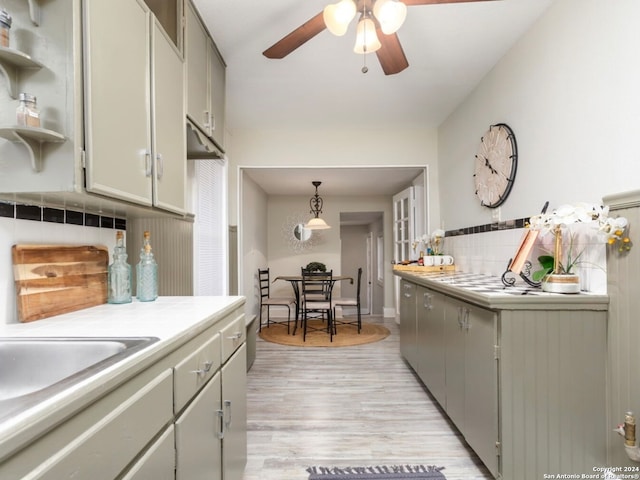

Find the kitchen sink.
xmin=0 ymin=337 xmax=159 ymax=422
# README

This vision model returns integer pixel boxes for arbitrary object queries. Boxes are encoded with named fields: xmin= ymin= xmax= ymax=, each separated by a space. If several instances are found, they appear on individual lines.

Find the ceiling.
xmin=242 ymin=166 xmax=425 ymax=196
xmin=192 ymin=0 xmax=554 ymax=204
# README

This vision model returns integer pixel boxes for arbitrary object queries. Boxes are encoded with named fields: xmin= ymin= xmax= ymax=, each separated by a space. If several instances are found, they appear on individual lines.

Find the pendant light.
xmin=305 ymin=181 xmax=331 ymax=230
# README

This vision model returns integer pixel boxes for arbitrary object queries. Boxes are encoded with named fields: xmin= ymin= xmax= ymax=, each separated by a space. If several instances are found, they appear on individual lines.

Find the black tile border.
xmin=43 ymin=207 xmax=65 ymax=224
xmin=0 ymin=201 xmax=126 ymax=230
xmin=0 ymin=202 xmax=14 ymax=218
xmin=445 ymin=216 xmax=530 ymax=237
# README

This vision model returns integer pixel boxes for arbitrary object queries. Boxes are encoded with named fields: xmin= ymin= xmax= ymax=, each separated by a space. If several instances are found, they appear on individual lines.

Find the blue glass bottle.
xmin=108 ymin=231 xmax=132 ymax=304
xmin=136 ymin=231 xmax=158 ymax=302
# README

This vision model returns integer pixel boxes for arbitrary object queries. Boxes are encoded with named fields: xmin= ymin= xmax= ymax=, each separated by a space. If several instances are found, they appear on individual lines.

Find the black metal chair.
xmin=332 ymin=267 xmax=362 ymax=333
xmin=299 ymin=269 xmax=334 ymax=342
xmin=258 ymin=268 xmax=296 ymax=334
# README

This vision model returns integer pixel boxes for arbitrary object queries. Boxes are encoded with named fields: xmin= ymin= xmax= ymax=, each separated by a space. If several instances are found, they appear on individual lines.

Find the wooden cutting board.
xmin=12 ymin=245 xmax=109 ymax=323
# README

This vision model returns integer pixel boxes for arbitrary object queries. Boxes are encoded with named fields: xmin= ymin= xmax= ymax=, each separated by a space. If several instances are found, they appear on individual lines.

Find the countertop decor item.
xmin=305 ymin=261 xmax=327 ymax=272
xmin=306 ymin=464 xmax=446 ymax=479
xmin=136 ymin=231 xmax=158 ymax=302
xmin=11 ymin=244 xmax=108 ymax=322
xmin=108 ymin=231 xmax=132 ymax=304
xmin=473 ymin=123 xmax=517 ymax=208
xmin=528 ymin=202 xmax=631 ymax=293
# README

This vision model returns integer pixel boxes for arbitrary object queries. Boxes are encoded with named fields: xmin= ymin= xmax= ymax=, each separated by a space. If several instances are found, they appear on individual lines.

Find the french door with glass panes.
xmin=393 ymin=185 xmax=424 ymax=314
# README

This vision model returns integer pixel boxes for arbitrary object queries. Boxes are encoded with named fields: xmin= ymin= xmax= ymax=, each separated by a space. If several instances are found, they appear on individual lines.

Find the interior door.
xmin=392 ymin=185 xmax=424 ymax=314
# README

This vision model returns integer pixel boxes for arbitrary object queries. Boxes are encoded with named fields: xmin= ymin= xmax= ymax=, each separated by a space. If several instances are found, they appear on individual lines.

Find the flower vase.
xmin=541 ymin=226 xmax=580 ymax=293
xmin=541 ymin=273 xmax=581 ymax=294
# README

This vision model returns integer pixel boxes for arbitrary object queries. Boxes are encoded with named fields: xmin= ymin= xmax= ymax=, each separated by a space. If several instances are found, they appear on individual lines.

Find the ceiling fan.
xmin=263 ymin=0 xmax=499 ymax=75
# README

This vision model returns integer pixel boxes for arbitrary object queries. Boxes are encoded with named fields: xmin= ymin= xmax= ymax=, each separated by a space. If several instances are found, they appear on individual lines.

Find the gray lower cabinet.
xmin=416 ymin=288 xmax=498 ymax=476
xmin=399 ymin=279 xmax=418 ymax=369
xmin=0 ymin=307 xmax=247 ymax=479
xmin=399 ymin=275 xmax=607 ymax=478
xmin=416 ymin=286 xmax=445 ymax=406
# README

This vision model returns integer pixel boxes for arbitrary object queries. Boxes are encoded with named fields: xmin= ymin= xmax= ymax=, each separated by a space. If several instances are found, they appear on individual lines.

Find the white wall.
xmin=229 ymin=127 xmax=439 ymax=225
xmin=439 ymin=0 xmax=640 ymax=230
xmin=231 ymin=128 xmax=437 ymax=315
xmin=240 ymin=174 xmax=268 ymax=321
xmin=264 ymin=194 xmax=393 ymax=307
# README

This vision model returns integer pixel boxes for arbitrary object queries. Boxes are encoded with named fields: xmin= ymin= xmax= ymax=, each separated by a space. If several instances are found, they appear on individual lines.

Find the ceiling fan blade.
xmin=402 ymin=0 xmax=500 ymax=5
xmin=376 ymin=31 xmax=409 ymax=75
xmin=263 ymin=12 xmax=326 ymax=59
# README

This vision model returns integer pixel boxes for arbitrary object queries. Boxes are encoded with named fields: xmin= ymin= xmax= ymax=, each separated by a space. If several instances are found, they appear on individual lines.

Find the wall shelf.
xmin=0 ymin=46 xmax=43 ymax=98
xmin=0 ymin=126 xmax=66 ymax=172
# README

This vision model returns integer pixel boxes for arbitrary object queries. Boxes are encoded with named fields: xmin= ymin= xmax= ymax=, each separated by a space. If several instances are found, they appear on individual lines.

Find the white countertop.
xmin=393 ymin=270 xmax=609 ymax=310
xmin=0 ymin=296 xmax=245 ymax=461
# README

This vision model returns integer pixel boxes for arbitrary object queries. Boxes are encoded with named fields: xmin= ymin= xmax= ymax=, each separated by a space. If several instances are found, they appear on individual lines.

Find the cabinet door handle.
xmin=227 ymin=332 xmax=242 ymax=341
xmin=156 ymin=153 xmax=164 ymax=179
xmin=190 ymin=360 xmax=213 ymax=376
xmin=223 ymin=399 xmax=232 ymax=429
xmin=216 ymin=409 xmax=224 ymax=439
xmin=144 ymin=151 xmax=152 ymax=177
xmin=423 ymin=292 xmax=432 ymax=310
xmin=203 ymin=111 xmax=211 ymax=130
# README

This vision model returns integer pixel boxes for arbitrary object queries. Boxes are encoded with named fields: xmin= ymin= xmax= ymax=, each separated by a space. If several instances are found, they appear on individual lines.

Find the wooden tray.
xmin=393 ymin=264 xmax=455 ymax=272
xmin=12 ymin=244 xmax=109 ymax=323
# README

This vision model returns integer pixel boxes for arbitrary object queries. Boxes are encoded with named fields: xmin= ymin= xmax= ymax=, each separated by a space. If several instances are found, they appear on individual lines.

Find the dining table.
xmin=273 ymin=274 xmax=353 ymax=324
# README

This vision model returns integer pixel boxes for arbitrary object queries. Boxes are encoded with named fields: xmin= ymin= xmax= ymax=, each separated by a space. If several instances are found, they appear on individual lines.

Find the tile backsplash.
xmin=447 ymin=226 xmax=607 ymax=294
xmin=0 ymin=202 xmax=125 ymax=325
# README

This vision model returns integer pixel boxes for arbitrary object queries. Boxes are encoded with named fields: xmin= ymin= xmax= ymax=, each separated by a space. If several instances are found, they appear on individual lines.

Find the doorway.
xmin=339 ymin=211 xmax=384 ymax=315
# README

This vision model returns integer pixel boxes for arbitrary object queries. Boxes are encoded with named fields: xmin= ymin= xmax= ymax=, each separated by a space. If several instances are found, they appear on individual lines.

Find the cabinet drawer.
xmin=174 ymin=332 xmax=222 ymax=412
xmin=25 ymin=368 xmax=173 ymax=480
xmin=121 ymin=424 xmax=175 ymax=480
xmin=220 ymin=313 xmax=245 ymax=364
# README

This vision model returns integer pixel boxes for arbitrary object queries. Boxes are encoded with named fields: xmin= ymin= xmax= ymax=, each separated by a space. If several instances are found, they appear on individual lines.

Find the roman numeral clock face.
xmin=474 ymin=123 xmax=518 ymax=208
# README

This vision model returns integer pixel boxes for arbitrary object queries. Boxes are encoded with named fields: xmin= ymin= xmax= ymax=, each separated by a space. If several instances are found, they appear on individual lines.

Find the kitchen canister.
xmin=16 ymin=93 xmax=41 ymax=128
xmin=0 ymin=8 xmax=11 ymax=48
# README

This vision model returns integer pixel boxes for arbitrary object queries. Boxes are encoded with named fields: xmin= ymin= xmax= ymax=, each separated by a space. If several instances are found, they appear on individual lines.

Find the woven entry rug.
xmin=307 ymin=465 xmax=446 ymax=479
xmin=259 ymin=321 xmax=390 ymax=347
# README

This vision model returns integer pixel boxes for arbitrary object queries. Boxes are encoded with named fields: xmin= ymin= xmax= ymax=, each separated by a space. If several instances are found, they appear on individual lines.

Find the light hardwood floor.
xmin=243 ymin=315 xmax=493 ymax=480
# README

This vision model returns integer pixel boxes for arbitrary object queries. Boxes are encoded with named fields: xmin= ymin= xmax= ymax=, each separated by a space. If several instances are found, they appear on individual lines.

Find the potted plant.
xmin=304 ymin=261 xmax=327 ymax=272
xmin=529 ymin=202 xmax=631 ymax=293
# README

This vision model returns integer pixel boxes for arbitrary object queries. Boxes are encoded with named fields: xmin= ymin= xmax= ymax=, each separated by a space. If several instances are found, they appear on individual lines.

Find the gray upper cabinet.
xmin=0 ymin=0 xmax=189 ymax=216
xmin=185 ymin=0 xmax=226 ymax=154
xmin=151 ymin=17 xmax=186 ymax=213
xmin=84 ymin=0 xmax=186 ymax=215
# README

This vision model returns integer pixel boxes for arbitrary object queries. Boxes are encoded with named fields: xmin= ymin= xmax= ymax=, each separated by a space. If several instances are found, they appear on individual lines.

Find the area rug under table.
xmin=259 ymin=321 xmax=390 ymax=347
xmin=306 ymin=465 xmax=446 ymax=479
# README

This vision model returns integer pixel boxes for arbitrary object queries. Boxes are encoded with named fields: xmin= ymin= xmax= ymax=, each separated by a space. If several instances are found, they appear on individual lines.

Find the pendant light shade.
xmin=373 ymin=0 xmax=407 ymax=34
xmin=323 ymin=0 xmax=356 ymax=36
xmin=353 ymin=14 xmax=381 ymax=54
xmin=305 ymin=181 xmax=331 ymax=230
xmin=306 ymin=217 xmax=331 ymax=230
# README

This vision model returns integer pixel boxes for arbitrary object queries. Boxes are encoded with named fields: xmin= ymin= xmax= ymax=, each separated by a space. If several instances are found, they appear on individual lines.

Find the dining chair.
xmin=332 ymin=267 xmax=362 ymax=333
xmin=258 ymin=268 xmax=296 ymax=334
xmin=300 ymin=269 xmax=334 ymax=342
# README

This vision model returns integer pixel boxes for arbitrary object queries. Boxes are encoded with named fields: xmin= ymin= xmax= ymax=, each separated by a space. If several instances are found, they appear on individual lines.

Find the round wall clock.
xmin=473 ymin=123 xmax=518 ymax=208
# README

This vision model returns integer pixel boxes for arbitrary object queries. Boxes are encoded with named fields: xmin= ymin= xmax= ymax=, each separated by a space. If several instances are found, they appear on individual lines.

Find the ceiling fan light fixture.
xmin=353 ymin=15 xmax=381 ymax=54
xmin=323 ymin=0 xmax=356 ymax=36
xmin=373 ymin=0 xmax=407 ymax=35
